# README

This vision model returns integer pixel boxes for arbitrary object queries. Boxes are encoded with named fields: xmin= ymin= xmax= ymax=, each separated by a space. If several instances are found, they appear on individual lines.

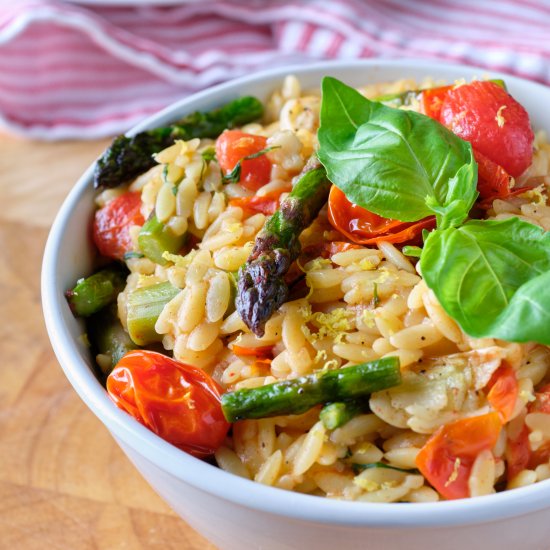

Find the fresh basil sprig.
xmin=317 ymin=77 xmax=478 ymax=229
xmin=421 ymin=218 xmax=550 ymax=345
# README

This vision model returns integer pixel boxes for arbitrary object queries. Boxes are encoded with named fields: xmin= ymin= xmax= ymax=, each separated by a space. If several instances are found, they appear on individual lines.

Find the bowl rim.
xmin=42 ymin=58 xmax=550 ymax=528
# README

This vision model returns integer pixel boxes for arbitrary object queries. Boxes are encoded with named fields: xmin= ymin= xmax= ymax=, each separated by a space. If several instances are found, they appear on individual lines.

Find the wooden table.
xmin=0 ymin=135 xmax=215 ymax=550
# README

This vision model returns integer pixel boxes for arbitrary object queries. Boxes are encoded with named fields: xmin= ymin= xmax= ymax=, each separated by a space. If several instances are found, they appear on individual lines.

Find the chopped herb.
xmin=222 ymin=146 xmax=279 ymax=184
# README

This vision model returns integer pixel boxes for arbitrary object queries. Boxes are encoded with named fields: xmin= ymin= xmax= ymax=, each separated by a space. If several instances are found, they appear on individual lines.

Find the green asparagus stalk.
xmin=320 ymin=399 xmax=370 ymax=430
xmin=237 ymin=157 xmax=332 ymax=336
xmin=138 ymin=213 xmax=186 ymax=265
xmin=87 ymin=304 xmax=137 ymax=377
xmin=127 ymin=281 xmax=180 ymax=345
xmin=94 ymin=96 xmax=264 ymax=188
xmin=221 ymin=357 xmax=401 ymax=422
xmin=66 ymin=265 xmax=127 ymax=317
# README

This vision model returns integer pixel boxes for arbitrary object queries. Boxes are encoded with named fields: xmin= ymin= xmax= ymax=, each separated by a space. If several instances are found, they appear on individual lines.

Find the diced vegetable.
xmin=107 ymin=351 xmax=229 ymax=457
xmin=126 ymin=281 xmax=180 ymax=345
xmin=221 ymin=357 xmax=401 ymax=422
xmin=94 ymin=96 xmax=264 ymax=188
xmin=87 ymin=304 xmax=137 ymax=376
xmin=415 ymin=413 xmax=501 ymax=500
xmin=138 ymin=213 xmax=186 ymax=265
xmin=93 ymin=191 xmax=144 ymax=260
xmin=320 ymin=399 xmax=368 ymax=430
xmin=66 ymin=265 xmax=127 ymax=317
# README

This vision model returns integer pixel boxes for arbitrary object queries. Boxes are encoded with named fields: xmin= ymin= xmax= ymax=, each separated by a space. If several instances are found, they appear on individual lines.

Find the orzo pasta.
xmin=67 ymin=74 xmax=550 ymax=502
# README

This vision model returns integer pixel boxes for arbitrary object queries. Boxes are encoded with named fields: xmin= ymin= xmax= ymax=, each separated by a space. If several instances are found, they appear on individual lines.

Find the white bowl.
xmin=42 ymin=60 xmax=550 ymax=550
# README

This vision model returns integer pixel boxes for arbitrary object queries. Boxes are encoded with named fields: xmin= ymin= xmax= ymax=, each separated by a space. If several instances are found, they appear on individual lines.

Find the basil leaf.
xmin=317 ymin=77 xmax=478 ymax=228
xmin=421 ymin=217 xmax=550 ymax=345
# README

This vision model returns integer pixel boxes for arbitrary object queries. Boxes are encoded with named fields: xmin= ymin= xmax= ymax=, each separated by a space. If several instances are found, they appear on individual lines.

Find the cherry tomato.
xmin=415 ymin=412 xmax=502 ymax=500
xmin=93 ymin=191 xmax=144 ymax=260
xmin=486 ymin=363 xmax=519 ymax=423
xmin=506 ymin=424 xmax=531 ymax=481
xmin=420 ymin=85 xmax=453 ymax=120
xmin=440 ymin=81 xmax=534 ymax=177
xmin=474 ymin=149 xmax=513 ymax=201
xmin=229 ymin=187 xmax=290 ymax=216
xmin=327 ymin=185 xmax=436 ymax=246
xmin=106 ymin=350 xmax=230 ymax=457
xmin=216 ymin=130 xmax=272 ymax=191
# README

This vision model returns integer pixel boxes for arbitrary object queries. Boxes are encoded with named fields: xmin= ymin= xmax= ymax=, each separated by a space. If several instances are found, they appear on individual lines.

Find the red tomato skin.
xmin=474 ymin=149 xmax=512 ymax=201
xmin=93 ymin=191 xmax=144 ymax=260
xmin=107 ymin=351 xmax=230 ymax=457
xmin=440 ymin=81 xmax=534 ymax=177
xmin=327 ymin=185 xmax=435 ymax=246
xmin=486 ymin=363 xmax=519 ymax=423
xmin=415 ymin=412 xmax=501 ymax=500
xmin=420 ymin=85 xmax=453 ymax=120
xmin=215 ymin=130 xmax=272 ymax=191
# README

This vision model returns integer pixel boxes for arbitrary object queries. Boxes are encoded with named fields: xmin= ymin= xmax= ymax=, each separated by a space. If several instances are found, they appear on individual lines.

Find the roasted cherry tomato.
xmin=486 ymin=363 xmax=519 ymax=423
xmin=440 ymin=81 xmax=534 ymax=177
xmin=216 ymin=130 xmax=272 ymax=191
xmin=415 ymin=412 xmax=501 ymax=500
xmin=106 ymin=350 xmax=230 ymax=457
xmin=474 ymin=149 xmax=513 ymax=201
xmin=229 ymin=187 xmax=290 ymax=216
xmin=506 ymin=424 xmax=531 ymax=481
xmin=327 ymin=185 xmax=435 ymax=246
xmin=420 ymin=84 xmax=453 ymax=120
xmin=93 ymin=191 xmax=144 ymax=260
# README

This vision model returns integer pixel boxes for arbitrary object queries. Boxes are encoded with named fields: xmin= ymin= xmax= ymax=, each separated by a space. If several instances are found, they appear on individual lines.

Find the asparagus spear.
xmin=237 ymin=157 xmax=332 ymax=336
xmin=87 ymin=304 xmax=137 ymax=377
xmin=66 ymin=265 xmax=127 ymax=317
xmin=126 ymin=281 xmax=180 ymax=345
xmin=221 ymin=357 xmax=400 ymax=422
xmin=138 ymin=213 xmax=186 ymax=265
xmin=94 ymin=96 xmax=264 ymax=189
xmin=320 ymin=399 xmax=369 ymax=430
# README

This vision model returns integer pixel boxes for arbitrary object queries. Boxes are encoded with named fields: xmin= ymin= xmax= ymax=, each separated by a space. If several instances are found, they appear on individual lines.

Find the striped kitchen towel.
xmin=1 ymin=0 xmax=550 ymax=139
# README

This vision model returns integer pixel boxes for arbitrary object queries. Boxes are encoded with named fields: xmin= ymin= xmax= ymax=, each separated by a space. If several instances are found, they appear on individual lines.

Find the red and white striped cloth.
xmin=1 ymin=0 xmax=550 ymax=139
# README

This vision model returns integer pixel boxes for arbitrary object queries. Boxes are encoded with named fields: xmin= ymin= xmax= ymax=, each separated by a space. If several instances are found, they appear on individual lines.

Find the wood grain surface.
xmin=0 ymin=134 xmax=215 ymax=550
